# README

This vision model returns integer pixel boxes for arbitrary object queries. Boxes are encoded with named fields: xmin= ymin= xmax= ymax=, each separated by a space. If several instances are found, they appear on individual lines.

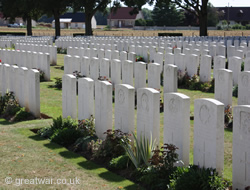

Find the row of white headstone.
xmin=62 ymin=74 xmax=249 ymax=190
xmin=15 ymin=43 xmax=57 ymax=65
xmin=65 ymin=55 xmax=177 ymax=93
xmin=0 ymin=49 xmax=50 ymax=81
xmin=0 ymin=63 xmax=40 ymax=117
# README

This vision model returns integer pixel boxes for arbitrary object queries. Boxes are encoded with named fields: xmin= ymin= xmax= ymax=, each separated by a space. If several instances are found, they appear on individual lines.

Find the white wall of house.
xmin=52 ymin=16 xmax=96 ymax=29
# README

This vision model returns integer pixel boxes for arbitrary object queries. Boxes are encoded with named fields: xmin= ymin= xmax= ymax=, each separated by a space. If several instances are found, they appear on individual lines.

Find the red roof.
xmin=109 ymin=7 xmax=138 ymax=20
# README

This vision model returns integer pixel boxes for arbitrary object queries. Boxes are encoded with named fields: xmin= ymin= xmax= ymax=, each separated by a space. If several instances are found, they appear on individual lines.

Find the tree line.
xmin=0 ymin=0 xmax=212 ymax=36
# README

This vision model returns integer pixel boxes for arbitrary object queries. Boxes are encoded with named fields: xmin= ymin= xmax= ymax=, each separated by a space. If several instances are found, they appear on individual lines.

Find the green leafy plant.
xmin=50 ymin=128 xmax=83 ymax=147
xmin=77 ymin=115 xmax=95 ymax=137
xmin=224 ymin=105 xmax=233 ymax=128
xmin=109 ymin=155 xmax=131 ymax=170
xmin=168 ymin=165 xmax=231 ymax=190
xmin=232 ymin=85 xmax=238 ymax=98
xmin=57 ymin=47 xmax=67 ymax=54
xmin=38 ymin=116 xmax=78 ymax=139
xmin=0 ymin=91 xmax=16 ymax=114
xmin=13 ymin=107 xmax=34 ymax=121
xmin=133 ymin=144 xmax=181 ymax=189
xmin=54 ymin=77 xmax=62 ymax=89
xmin=122 ymin=132 xmax=157 ymax=168
xmin=91 ymin=129 xmax=131 ymax=160
xmin=0 ymin=92 xmax=21 ymax=117
xmin=241 ymin=61 xmax=245 ymax=71
xmin=73 ymin=135 xmax=98 ymax=152
xmin=136 ymin=55 xmax=144 ymax=62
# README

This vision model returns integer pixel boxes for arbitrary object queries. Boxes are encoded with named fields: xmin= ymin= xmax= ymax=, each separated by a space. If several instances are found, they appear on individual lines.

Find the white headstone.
xmin=193 ymin=98 xmax=224 ymax=174
xmin=164 ymin=93 xmax=190 ymax=166
xmin=95 ymin=80 xmax=112 ymax=139
xmin=232 ymin=105 xmax=250 ymax=190
xmin=122 ymin=60 xmax=133 ymax=86
xmin=186 ymin=54 xmax=199 ymax=77
xmin=228 ymin=56 xmax=242 ymax=86
xmin=89 ymin=57 xmax=99 ymax=81
xmin=215 ymin=69 xmax=233 ymax=107
xmin=62 ymin=74 xmax=77 ymax=119
xmin=134 ymin=62 xmax=146 ymax=90
xmin=148 ymin=63 xmax=161 ymax=90
xmin=115 ymin=84 xmax=135 ymax=133
xmin=164 ymin=64 xmax=177 ymax=93
xmin=200 ymin=55 xmax=212 ymax=82
xmin=78 ymin=77 xmax=94 ymax=120
xmin=28 ymin=69 xmax=40 ymax=117
xmin=238 ymin=71 xmax=250 ymax=105
xmin=137 ymin=88 xmax=160 ymax=143
xmin=111 ymin=59 xmax=121 ymax=87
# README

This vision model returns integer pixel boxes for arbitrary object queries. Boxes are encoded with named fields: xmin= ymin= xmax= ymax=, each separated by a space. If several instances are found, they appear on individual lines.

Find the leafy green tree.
xmin=73 ymin=0 xmax=112 ymax=36
xmin=122 ymin=0 xmax=210 ymax=36
xmin=152 ymin=1 xmax=183 ymax=26
xmin=0 ymin=0 xmax=41 ymax=36
xmin=169 ymin=0 xmax=209 ymax=36
xmin=142 ymin=8 xmax=152 ymax=20
xmin=207 ymin=2 xmax=219 ymax=27
xmin=39 ymin=0 xmax=72 ymax=37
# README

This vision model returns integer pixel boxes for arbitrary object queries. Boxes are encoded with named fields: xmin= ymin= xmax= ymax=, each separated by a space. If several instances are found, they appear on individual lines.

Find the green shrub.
xmin=51 ymin=128 xmax=83 ymax=147
xmin=57 ymin=47 xmax=67 ymax=54
xmin=0 ymin=92 xmax=15 ymax=114
xmin=146 ymin=20 xmax=154 ymax=26
xmin=241 ymin=61 xmax=244 ymax=71
xmin=246 ymin=24 xmax=250 ymax=30
xmin=77 ymin=116 xmax=95 ymax=137
xmin=54 ymin=77 xmax=62 ymax=89
xmin=37 ymin=126 xmax=54 ymax=138
xmin=130 ymin=144 xmax=180 ymax=189
xmin=232 ymin=85 xmax=238 ymax=97
xmin=122 ymin=132 xmax=157 ymax=168
xmin=90 ymin=129 xmax=131 ymax=160
xmin=13 ymin=107 xmax=34 ymax=121
xmin=73 ymin=135 xmax=98 ymax=152
xmin=136 ymin=55 xmax=144 ymax=62
xmin=135 ymin=19 xmax=146 ymax=26
xmin=232 ymin=24 xmax=245 ymax=30
xmin=1 ymin=92 xmax=21 ymax=117
xmin=103 ymin=25 xmax=111 ymax=31
xmin=109 ymin=155 xmax=130 ymax=170
xmin=168 ymin=165 xmax=231 ymax=190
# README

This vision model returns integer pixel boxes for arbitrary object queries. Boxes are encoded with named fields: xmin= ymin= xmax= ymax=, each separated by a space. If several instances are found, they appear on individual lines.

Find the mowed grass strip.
xmin=0 ymin=119 xmax=141 ymax=189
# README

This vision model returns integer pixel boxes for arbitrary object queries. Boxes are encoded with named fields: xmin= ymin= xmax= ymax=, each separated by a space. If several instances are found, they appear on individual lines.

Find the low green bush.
xmin=232 ymin=85 xmax=238 ymax=97
xmin=73 ymin=135 xmax=98 ymax=152
xmin=90 ymin=129 xmax=131 ymax=160
xmin=13 ymin=107 xmax=34 ymax=121
xmin=109 ymin=155 xmax=130 ymax=170
xmin=168 ymin=165 xmax=231 ymax=190
xmin=135 ymin=19 xmax=146 ymax=26
xmin=51 ymin=128 xmax=83 ymax=147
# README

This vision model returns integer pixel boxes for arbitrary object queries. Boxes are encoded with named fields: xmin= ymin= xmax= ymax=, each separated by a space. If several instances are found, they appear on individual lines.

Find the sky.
xmin=139 ymin=0 xmax=250 ymax=10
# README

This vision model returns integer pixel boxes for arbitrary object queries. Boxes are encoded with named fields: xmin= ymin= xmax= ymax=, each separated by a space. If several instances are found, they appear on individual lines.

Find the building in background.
xmin=217 ymin=7 xmax=250 ymax=25
xmin=107 ymin=7 xmax=143 ymax=28
xmin=52 ymin=12 xmax=97 ymax=29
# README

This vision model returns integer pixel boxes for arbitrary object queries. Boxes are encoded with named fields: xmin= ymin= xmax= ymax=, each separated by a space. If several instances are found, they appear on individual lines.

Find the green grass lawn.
xmin=0 ymin=53 xmax=234 ymax=188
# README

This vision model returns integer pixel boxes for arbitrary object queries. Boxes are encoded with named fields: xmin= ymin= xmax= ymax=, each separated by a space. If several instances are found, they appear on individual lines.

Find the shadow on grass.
xmin=47 ymin=85 xmax=62 ymax=91
xmin=0 ymin=118 xmax=17 ymax=125
xmin=27 ymin=132 xmax=142 ymax=189
xmin=28 ymin=134 xmax=47 ymax=142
